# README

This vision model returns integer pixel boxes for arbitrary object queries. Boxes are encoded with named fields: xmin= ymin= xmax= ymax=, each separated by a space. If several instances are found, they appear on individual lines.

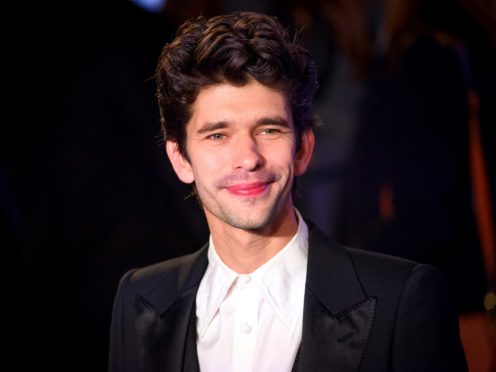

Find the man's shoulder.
xmin=308 ymin=222 xmax=417 ymax=273
xmin=308 ymin=223 xmax=444 ymax=292
xmin=340 ymin=239 xmax=450 ymax=297
xmin=115 ymin=245 xmax=209 ymax=303
xmin=346 ymin=244 xmax=417 ymax=273
xmin=133 ymin=247 xmax=207 ymax=282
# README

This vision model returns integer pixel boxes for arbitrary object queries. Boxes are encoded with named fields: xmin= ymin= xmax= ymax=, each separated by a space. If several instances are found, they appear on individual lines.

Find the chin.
xmin=221 ymin=205 xmax=281 ymax=231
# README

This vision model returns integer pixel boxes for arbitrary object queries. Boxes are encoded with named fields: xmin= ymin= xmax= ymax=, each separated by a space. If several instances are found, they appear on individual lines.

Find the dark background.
xmin=16 ymin=1 xmax=211 ymax=369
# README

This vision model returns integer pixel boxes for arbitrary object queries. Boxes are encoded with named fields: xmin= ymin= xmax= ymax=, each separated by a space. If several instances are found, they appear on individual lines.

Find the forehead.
xmin=188 ymin=81 xmax=292 ymax=128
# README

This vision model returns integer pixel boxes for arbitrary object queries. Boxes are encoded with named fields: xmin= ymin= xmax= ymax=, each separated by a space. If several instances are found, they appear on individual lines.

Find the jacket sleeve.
xmin=108 ymin=269 xmax=139 ymax=372
xmin=392 ymin=264 xmax=468 ymax=371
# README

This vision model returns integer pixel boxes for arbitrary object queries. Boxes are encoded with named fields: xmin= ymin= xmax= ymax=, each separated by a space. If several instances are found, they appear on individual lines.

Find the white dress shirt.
xmin=196 ymin=210 xmax=309 ymax=372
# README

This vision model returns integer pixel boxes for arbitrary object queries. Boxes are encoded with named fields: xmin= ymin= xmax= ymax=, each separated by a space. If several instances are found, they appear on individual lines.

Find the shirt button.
xmin=241 ymin=322 xmax=252 ymax=334
xmin=240 ymin=275 xmax=251 ymax=284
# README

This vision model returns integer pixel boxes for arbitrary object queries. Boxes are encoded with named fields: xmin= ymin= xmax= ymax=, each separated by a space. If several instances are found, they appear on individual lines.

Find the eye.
xmin=259 ymin=128 xmax=281 ymax=136
xmin=207 ymin=133 xmax=226 ymax=141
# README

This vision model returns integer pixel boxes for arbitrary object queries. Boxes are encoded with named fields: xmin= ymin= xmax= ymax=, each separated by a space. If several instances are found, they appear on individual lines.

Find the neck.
xmin=207 ymin=206 xmax=299 ymax=274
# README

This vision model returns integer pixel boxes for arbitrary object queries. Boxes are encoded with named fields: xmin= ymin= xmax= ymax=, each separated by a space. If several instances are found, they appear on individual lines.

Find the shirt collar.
xmin=196 ymin=209 xmax=309 ymax=336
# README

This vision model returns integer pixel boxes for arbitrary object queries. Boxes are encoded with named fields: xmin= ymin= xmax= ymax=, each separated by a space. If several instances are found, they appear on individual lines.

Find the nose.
xmin=232 ymin=135 xmax=264 ymax=171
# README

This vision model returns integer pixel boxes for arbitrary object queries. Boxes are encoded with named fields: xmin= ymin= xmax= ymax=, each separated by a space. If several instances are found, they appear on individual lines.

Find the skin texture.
xmin=166 ymin=80 xmax=314 ymax=273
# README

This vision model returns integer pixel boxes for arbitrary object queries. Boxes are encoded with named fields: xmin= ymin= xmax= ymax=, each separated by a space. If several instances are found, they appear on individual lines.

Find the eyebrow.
xmin=257 ymin=116 xmax=290 ymax=127
xmin=196 ymin=121 xmax=229 ymax=134
xmin=196 ymin=116 xmax=290 ymax=134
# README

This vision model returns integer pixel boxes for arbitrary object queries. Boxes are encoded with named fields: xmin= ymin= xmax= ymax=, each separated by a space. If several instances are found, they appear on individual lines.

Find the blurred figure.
xmin=335 ymin=0 xmax=496 ymax=370
xmin=269 ymin=0 xmax=377 ymax=234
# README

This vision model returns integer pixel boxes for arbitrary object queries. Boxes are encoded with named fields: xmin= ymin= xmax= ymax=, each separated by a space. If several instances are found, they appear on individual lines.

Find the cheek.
xmin=265 ymin=150 xmax=295 ymax=174
xmin=191 ymin=152 xmax=224 ymax=181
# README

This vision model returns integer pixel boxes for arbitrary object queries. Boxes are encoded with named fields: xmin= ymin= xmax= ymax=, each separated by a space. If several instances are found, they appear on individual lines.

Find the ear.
xmin=165 ymin=141 xmax=195 ymax=184
xmin=294 ymin=129 xmax=315 ymax=176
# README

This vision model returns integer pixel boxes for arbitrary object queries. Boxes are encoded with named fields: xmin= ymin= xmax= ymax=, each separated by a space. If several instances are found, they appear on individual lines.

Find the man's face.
xmin=166 ymin=80 xmax=314 ymax=232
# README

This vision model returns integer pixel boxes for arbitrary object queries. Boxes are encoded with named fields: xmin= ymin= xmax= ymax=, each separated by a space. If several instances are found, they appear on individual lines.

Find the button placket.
xmin=232 ymin=277 xmax=260 ymax=372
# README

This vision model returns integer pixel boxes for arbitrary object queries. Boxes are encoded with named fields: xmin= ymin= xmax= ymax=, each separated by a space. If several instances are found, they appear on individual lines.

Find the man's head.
xmin=156 ymin=11 xmax=318 ymax=158
xmin=157 ymin=12 xmax=318 ymax=232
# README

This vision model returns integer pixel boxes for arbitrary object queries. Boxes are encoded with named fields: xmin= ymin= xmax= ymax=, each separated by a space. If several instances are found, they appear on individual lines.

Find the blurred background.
xmin=12 ymin=0 xmax=495 ymax=370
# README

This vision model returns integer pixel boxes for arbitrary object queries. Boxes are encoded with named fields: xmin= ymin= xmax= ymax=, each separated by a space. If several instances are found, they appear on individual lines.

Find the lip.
xmin=226 ymin=182 xmax=270 ymax=196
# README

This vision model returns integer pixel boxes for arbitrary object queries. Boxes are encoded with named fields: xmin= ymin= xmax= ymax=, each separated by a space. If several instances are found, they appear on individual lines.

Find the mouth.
xmin=226 ymin=182 xmax=271 ymax=196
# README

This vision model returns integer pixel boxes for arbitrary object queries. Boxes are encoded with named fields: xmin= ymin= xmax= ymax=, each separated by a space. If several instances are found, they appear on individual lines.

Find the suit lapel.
xmin=135 ymin=288 xmax=199 ymax=372
xmin=294 ymin=225 xmax=376 ymax=372
xmin=296 ymin=292 xmax=376 ymax=372
xmin=134 ymin=247 xmax=208 ymax=372
xmin=131 ymin=225 xmax=376 ymax=372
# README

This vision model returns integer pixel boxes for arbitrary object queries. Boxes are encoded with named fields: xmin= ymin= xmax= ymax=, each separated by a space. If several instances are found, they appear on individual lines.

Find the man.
xmin=108 ymin=12 xmax=467 ymax=372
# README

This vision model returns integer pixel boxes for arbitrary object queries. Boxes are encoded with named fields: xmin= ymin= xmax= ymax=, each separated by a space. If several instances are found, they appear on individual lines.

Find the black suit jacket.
xmin=108 ymin=224 xmax=467 ymax=371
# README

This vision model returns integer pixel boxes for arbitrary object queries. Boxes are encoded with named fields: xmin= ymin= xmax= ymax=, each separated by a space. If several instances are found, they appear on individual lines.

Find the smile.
xmin=226 ymin=182 xmax=270 ymax=196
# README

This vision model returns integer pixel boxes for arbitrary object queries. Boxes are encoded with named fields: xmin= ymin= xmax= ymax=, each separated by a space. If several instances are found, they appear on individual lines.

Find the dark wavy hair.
xmin=156 ymin=11 xmax=319 ymax=158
